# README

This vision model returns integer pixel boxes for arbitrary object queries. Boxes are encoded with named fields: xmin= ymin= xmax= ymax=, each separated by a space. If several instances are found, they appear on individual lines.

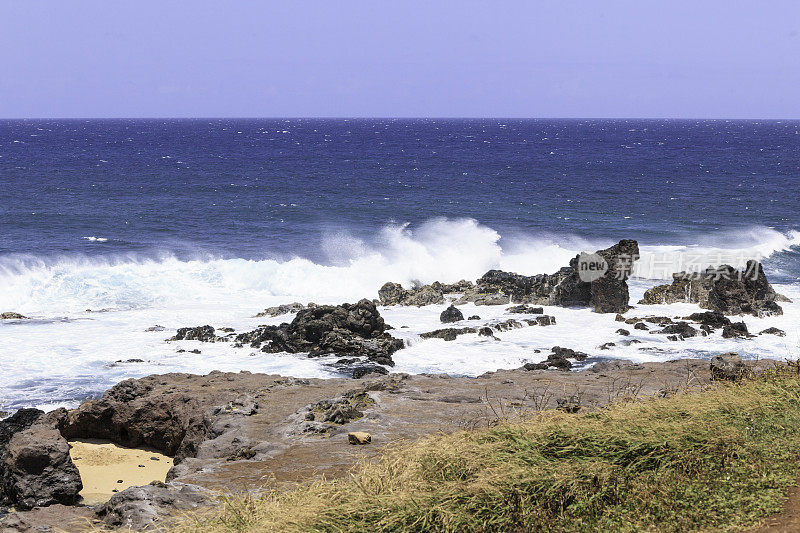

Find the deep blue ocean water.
xmin=1 ymin=119 xmax=800 ymax=411
xmin=1 ymin=118 xmax=799 ymax=279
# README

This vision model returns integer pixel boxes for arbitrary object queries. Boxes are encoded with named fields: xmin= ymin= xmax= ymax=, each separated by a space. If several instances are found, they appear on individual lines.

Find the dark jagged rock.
xmin=170 ymin=325 xmax=218 ymax=342
xmin=478 ymin=327 xmax=495 ymax=337
xmin=641 ymin=316 xmax=674 ymax=324
xmin=710 ymin=352 xmax=747 ymax=380
xmin=722 ymin=322 xmax=751 ymax=339
xmin=254 ymin=302 xmax=313 ymax=318
xmin=420 ymin=327 xmax=476 ymax=341
xmin=551 ymin=346 xmax=588 ymax=362
xmin=600 ymin=342 xmax=616 ymax=350
xmin=1 ymin=426 xmax=82 ymax=509
xmin=686 ymin=311 xmax=732 ymax=329
xmin=657 ymin=322 xmax=698 ymax=338
xmin=616 ymin=328 xmax=630 ymax=336
xmin=759 ymin=327 xmax=786 ymax=337
xmin=439 ymin=305 xmax=464 ymax=323
xmin=534 ymin=315 xmax=555 ymax=326
xmin=523 ymin=362 xmax=548 ymax=371
xmin=456 ymin=240 xmax=639 ymax=314
xmin=0 ymin=410 xmax=43 ymax=450
xmin=0 ymin=409 xmax=44 ymax=508
xmin=639 ymin=261 xmax=783 ymax=317
xmin=467 ymin=315 xmax=481 ymax=320
xmin=633 ymin=322 xmax=648 ymax=330
xmin=352 ymin=366 xmax=389 ymax=379
xmin=506 ymin=305 xmax=544 ymax=314
xmin=545 ymin=353 xmax=572 ymax=371
xmin=235 ymin=299 xmax=404 ymax=364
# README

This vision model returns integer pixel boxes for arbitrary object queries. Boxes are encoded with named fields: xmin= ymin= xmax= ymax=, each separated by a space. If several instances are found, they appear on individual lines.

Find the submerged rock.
xmin=352 ymin=366 xmax=389 ymax=379
xmin=420 ymin=327 xmax=476 ymax=341
xmin=506 ymin=304 xmax=544 ymax=314
xmin=657 ymin=322 xmax=699 ymax=338
xmin=759 ymin=327 xmax=786 ymax=337
xmin=640 ymin=261 xmax=783 ymax=317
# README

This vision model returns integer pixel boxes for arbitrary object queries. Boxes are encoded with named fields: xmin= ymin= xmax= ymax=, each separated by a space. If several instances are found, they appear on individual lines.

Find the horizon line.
xmin=2 ymin=116 xmax=800 ymax=121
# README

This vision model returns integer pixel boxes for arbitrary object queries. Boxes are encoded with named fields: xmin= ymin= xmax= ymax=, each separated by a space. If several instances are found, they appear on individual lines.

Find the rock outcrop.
xmin=456 ymin=240 xmax=639 ymax=313
xmin=523 ymin=346 xmax=589 ymax=372
xmin=96 ymin=481 xmax=213 ymax=530
xmin=170 ymin=325 xmax=219 ymax=342
xmin=1 ymin=357 xmax=780 ymax=530
xmin=254 ymin=302 xmax=314 ymax=318
xmin=639 ymin=261 xmax=783 ymax=317
xmin=1 ymin=425 xmax=82 ymax=510
xmin=420 ymin=327 xmax=476 ymax=341
xmin=439 ymin=305 xmax=464 ymax=323
xmin=1 ymin=409 xmax=44 ymax=509
xmin=0 ymin=312 xmax=28 ymax=320
xmin=235 ymin=299 xmax=404 ymax=365
xmin=378 ymin=280 xmax=475 ymax=307
xmin=710 ymin=352 xmax=747 ymax=380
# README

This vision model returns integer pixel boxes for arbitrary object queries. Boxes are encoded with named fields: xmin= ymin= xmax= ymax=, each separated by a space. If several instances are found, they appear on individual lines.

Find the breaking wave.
xmin=1 ymin=218 xmax=798 ymax=315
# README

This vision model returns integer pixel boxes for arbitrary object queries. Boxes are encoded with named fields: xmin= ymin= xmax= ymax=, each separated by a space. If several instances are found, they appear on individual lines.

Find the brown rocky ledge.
xmin=0 ymin=357 xmax=779 ymax=531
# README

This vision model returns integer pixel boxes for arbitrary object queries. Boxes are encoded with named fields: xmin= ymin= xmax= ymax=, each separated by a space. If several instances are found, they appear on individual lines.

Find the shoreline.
xmin=0 ymin=355 xmax=780 ymax=531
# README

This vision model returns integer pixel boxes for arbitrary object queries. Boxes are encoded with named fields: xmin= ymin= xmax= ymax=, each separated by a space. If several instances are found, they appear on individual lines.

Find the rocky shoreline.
xmin=0 ymin=240 xmax=794 ymax=531
xmin=0 ymin=355 xmax=779 ymax=532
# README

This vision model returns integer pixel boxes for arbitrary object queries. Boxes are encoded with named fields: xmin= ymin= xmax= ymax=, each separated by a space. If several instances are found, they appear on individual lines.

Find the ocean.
xmin=1 ymin=118 xmax=799 ymax=412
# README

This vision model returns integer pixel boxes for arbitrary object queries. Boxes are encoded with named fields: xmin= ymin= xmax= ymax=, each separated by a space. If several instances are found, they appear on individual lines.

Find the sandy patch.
xmin=68 ymin=439 xmax=173 ymax=505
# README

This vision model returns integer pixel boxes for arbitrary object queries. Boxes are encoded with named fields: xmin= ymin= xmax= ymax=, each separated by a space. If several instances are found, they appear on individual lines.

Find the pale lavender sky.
xmin=1 ymin=1 xmax=799 ymax=118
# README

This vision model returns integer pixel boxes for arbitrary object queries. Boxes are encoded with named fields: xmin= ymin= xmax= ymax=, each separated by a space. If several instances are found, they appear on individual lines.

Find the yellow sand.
xmin=68 ymin=439 xmax=174 ymax=505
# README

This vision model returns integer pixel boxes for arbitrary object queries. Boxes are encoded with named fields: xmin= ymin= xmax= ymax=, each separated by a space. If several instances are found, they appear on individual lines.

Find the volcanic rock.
xmin=639 ymin=261 xmax=783 ymax=317
xmin=1 ymin=426 xmax=82 ymax=509
xmin=439 ymin=305 xmax=464 ymax=323
xmin=235 ymin=299 xmax=404 ymax=363
xmin=710 ymin=352 xmax=747 ymax=381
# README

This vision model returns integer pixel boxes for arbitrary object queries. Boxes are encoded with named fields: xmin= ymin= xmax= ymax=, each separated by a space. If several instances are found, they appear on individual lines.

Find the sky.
xmin=1 ymin=1 xmax=799 ymax=119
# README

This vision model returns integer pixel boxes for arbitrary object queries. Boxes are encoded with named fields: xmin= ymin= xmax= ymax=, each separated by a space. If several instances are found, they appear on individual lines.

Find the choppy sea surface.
xmin=1 ymin=119 xmax=799 ymax=412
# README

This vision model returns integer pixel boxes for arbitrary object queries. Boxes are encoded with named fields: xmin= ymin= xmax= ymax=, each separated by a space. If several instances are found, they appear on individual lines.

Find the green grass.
xmin=172 ymin=369 xmax=800 ymax=532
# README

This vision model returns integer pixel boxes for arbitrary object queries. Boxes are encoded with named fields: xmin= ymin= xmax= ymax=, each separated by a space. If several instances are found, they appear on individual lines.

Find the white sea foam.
xmin=1 ymin=218 xmax=799 ymax=411
xmin=82 ymin=236 xmax=109 ymax=242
